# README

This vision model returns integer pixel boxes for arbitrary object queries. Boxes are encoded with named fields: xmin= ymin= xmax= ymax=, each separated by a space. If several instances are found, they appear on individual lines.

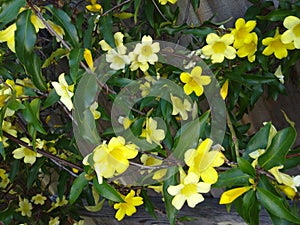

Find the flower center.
xmin=293 ymin=24 xmax=300 ymax=37
xmin=141 ymin=45 xmax=153 ymax=57
xmin=212 ymin=42 xmax=226 ymax=53
xmin=114 ymin=55 xmax=125 ymax=65
xmin=181 ymin=183 xmax=197 ymax=197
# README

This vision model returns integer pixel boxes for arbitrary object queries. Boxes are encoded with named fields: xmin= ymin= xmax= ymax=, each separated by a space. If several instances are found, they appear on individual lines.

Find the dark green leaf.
xmin=237 ymin=157 xmax=256 ymax=177
xmin=269 ymin=213 xmax=295 ymax=225
xmin=257 ymin=9 xmax=292 ymax=21
xmin=0 ymin=0 xmax=25 ymax=29
xmin=57 ymin=170 xmax=69 ymax=199
xmin=93 ymin=177 xmax=123 ymax=202
xmin=140 ymin=189 xmax=157 ymax=219
xmin=258 ymin=127 xmax=296 ymax=170
xmin=242 ymin=189 xmax=260 ymax=225
xmin=134 ymin=0 xmax=142 ymax=24
xmin=69 ymin=48 xmax=83 ymax=82
xmin=99 ymin=0 xmax=115 ymax=48
xmin=213 ymin=168 xmax=250 ymax=188
xmin=145 ymin=0 xmax=154 ymax=28
xmin=257 ymin=187 xmax=300 ymax=223
xmin=7 ymin=98 xmax=25 ymax=111
xmin=42 ymin=48 xmax=69 ymax=68
xmin=27 ymin=158 xmax=45 ymax=189
xmin=43 ymin=88 xmax=60 ymax=109
xmin=69 ymin=172 xmax=88 ymax=204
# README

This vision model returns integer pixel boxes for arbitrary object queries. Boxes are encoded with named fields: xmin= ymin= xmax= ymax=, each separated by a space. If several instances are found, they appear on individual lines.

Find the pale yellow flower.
xmin=180 ymin=66 xmax=211 ymax=96
xmin=73 ymin=220 xmax=85 ymax=225
xmin=140 ymin=117 xmax=165 ymax=145
xmin=114 ymin=190 xmax=143 ymax=221
xmin=262 ymin=28 xmax=294 ymax=59
xmin=281 ymin=16 xmax=300 ymax=49
xmin=170 ymin=94 xmax=192 ymax=120
xmin=0 ymin=169 xmax=10 ymax=188
xmin=47 ymin=20 xmax=65 ymax=42
xmin=269 ymin=166 xmax=300 ymax=191
xmin=16 ymin=197 xmax=33 ymax=217
xmin=139 ymin=81 xmax=151 ymax=96
xmin=129 ymin=52 xmax=149 ymax=72
xmin=118 ymin=116 xmax=134 ymax=130
xmin=274 ymin=65 xmax=284 ymax=84
xmin=202 ymin=33 xmax=236 ymax=63
xmin=51 ymin=73 xmax=74 ymax=111
xmin=236 ymin=32 xmax=258 ymax=62
xmin=90 ymin=101 xmax=101 ymax=120
xmin=133 ymin=35 xmax=160 ymax=65
xmin=49 ymin=216 xmax=60 ymax=225
xmin=184 ymin=138 xmax=225 ymax=184
xmin=106 ymin=49 xmax=130 ymax=70
xmin=0 ymin=23 xmax=16 ymax=52
xmin=30 ymin=14 xmax=45 ymax=33
xmin=231 ymin=18 xmax=257 ymax=49
xmin=167 ymin=171 xmax=211 ymax=210
xmin=140 ymin=153 xmax=167 ymax=180
xmin=99 ymin=32 xmax=127 ymax=54
xmin=31 ymin=193 xmax=47 ymax=205
xmin=158 ymin=0 xmax=177 ymax=5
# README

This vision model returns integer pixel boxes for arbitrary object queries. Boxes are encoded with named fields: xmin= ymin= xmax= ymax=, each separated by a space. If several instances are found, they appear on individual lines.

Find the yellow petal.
xmin=220 ymin=79 xmax=229 ymax=100
xmin=219 ymin=186 xmax=251 ymax=204
xmin=84 ymin=48 xmax=95 ymax=72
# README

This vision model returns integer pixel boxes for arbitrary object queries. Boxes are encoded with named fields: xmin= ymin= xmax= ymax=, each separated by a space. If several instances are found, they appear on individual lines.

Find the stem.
xmin=226 ymin=108 xmax=240 ymax=159
xmin=101 ymin=0 xmax=132 ymax=17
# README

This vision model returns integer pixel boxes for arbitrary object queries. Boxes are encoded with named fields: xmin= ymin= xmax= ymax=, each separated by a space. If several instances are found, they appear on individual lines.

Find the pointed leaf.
xmin=242 ymin=189 xmax=260 ymax=225
xmin=213 ymin=168 xmax=250 ymax=188
xmin=0 ymin=0 xmax=25 ymax=29
xmin=237 ymin=157 xmax=256 ymax=177
xmin=93 ymin=177 xmax=123 ymax=202
xmin=69 ymin=48 xmax=83 ymax=82
xmin=84 ymin=199 xmax=105 ymax=212
xmin=69 ymin=172 xmax=88 ymax=204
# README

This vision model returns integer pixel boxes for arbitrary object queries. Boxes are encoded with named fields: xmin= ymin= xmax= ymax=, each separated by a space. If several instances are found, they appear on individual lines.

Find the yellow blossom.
xmin=118 ymin=116 xmax=134 ymax=130
xmin=2 ymin=120 xmax=17 ymax=147
xmin=262 ymin=28 xmax=295 ymax=59
xmin=220 ymin=79 xmax=229 ymax=100
xmin=30 ymin=14 xmax=45 ymax=33
xmin=236 ymin=32 xmax=258 ymax=62
xmin=269 ymin=166 xmax=300 ymax=191
xmin=31 ymin=193 xmax=47 ymax=205
xmin=83 ymin=136 xmax=138 ymax=184
xmin=167 ymin=171 xmax=211 ymax=210
xmin=140 ymin=153 xmax=167 ymax=180
xmin=84 ymin=48 xmax=95 ymax=72
xmin=281 ymin=16 xmax=300 ymax=49
xmin=0 ymin=169 xmax=10 ymax=188
xmin=129 ymin=52 xmax=149 ymax=71
xmin=16 ymin=197 xmax=33 ymax=217
xmin=51 ymin=73 xmax=74 ymax=111
xmin=184 ymin=138 xmax=225 ymax=184
xmin=73 ymin=220 xmax=85 ymax=225
xmin=0 ymin=23 xmax=16 ymax=52
xmin=139 ymin=81 xmax=151 ymax=96
xmin=89 ymin=101 xmax=101 ymax=120
xmin=158 ymin=0 xmax=177 ymax=5
xmin=274 ymin=65 xmax=284 ymax=84
xmin=12 ymin=137 xmax=43 ymax=164
xmin=202 ymin=33 xmax=236 ymax=63
xmin=114 ymin=190 xmax=143 ymax=221
xmin=133 ymin=35 xmax=160 ymax=65
xmin=180 ymin=66 xmax=211 ymax=96
xmin=219 ymin=186 xmax=251 ymax=204
xmin=99 ymin=32 xmax=127 ymax=54
xmin=6 ymin=79 xmax=24 ymax=97
xmin=86 ymin=0 xmax=103 ymax=13
xmin=106 ymin=49 xmax=130 ymax=70
xmin=47 ymin=195 xmax=68 ymax=212
xmin=231 ymin=18 xmax=257 ymax=49
xmin=47 ymin=20 xmax=65 ymax=42
xmin=278 ymin=184 xmax=296 ymax=200
xmin=140 ymin=117 xmax=165 ymax=145
xmin=249 ymin=149 xmax=265 ymax=168
xmin=170 ymin=94 xmax=192 ymax=120
xmin=49 ymin=216 xmax=60 ymax=225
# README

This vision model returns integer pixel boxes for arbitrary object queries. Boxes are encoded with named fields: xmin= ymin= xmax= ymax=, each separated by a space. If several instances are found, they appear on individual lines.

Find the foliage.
xmin=0 ymin=0 xmax=300 ymax=224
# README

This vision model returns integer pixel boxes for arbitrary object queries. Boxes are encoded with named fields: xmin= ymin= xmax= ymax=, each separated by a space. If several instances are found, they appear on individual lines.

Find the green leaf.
xmin=257 ymin=187 xmax=300 ymax=224
xmin=257 ymin=9 xmax=292 ymax=21
xmin=69 ymin=48 xmax=83 ymax=82
xmin=258 ymin=127 xmax=296 ymax=170
xmin=237 ymin=157 xmax=256 ymax=177
xmin=69 ymin=172 xmax=88 ymax=204
xmin=42 ymin=48 xmax=69 ymax=68
xmin=46 ymin=5 xmax=79 ymax=47
xmin=140 ymin=189 xmax=157 ymax=219
xmin=84 ymin=199 xmax=105 ymax=212
xmin=42 ymin=88 xmax=60 ymax=109
xmin=213 ymin=168 xmax=250 ymax=188
xmin=134 ymin=0 xmax=142 ymax=24
xmin=0 ymin=0 xmax=25 ymax=29
xmin=93 ymin=177 xmax=123 ymax=202
xmin=98 ymin=0 xmax=115 ymax=48
xmin=145 ymin=0 xmax=154 ymax=28
xmin=163 ymin=167 xmax=179 ymax=225
xmin=57 ymin=170 xmax=69 ymax=199
xmin=26 ymin=158 xmax=45 ymax=189
xmin=242 ymin=189 xmax=260 ymax=225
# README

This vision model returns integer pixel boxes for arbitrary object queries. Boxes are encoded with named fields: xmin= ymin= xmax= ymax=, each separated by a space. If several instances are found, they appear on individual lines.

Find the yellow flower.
xmin=84 ymin=136 xmax=138 ymax=184
xmin=84 ymin=48 xmax=95 ymax=72
xmin=184 ymin=138 xmax=225 ymax=184
xmin=180 ymin=66 xmax=211 ymax=96
xmin=51 ymin=73 xmax=74 ymax=111
xmin=262 ymin=28 xmax=295 ymax=59
xmin=73 ymin=220 xmax=85 ymax=225
xmin=220 ymin=79 xmax=229 ymax=100
xmin=219 ymin=186 xmax=251 ymax=204
xmin=49 ymin=216 xmax=60 ymax=225
xmin=170 ymin=94 xmax=192 ymax=120
xmin=133 ymin=35 xmax=160 ymax=65
xmin=47 ymin=20 xmax=65 ymax=42
xmin=106 ymin=49 xmax=130 ymax=70
xmin=31 ymin=193 xmax=47 ymax=205
xmin=236 ymin=32 xmax=258 ymax=62
xmin=278 ymin=184 xmax=296 ymax=200
xmin=274 ymin=65 xmax=284 ymax=84
xmin=249 ymin=149 xmax=266 ymax=168
xmin=30 ymin=14 xmax=45 ymax=33
xmin=118 ymin=116 xmax=134 ymax=130
xmin=114 ymin=190 xmax=143 ymax=221
xmin=281 ymin=16 xmax=300 ymax=49
xmin=129 ymin=52 xmax=149 ymax=72
xmin=12 ymin=137 xmax=43 ymax=164
xmin=2 ymin=120 xmax=17 ymax=147
xmin=16 ymin=197 xmax=33 ymax=217
xmin=202 ymin=33 xmax=236 ymax=63
xmin=140 ymin=117 xmax=165 ymax=145
xmin=86 ymin=0 xmax=103 ymax=13
xmin=89 ymin=101 xmax=101 ymax=120
xmin=140 ymin=153 xmax=167 ymax=180
xmin=47 ymin=195 xmax=68 ymax=212
xmin=158 ymin=0 xmax=177 ymax=5
xmin=99 ymin=32 xmax=127 ymax=54
xmin=6 ymin=79 xmax=24 ymax=97
xmin=0 ymin=169 xmax=10 ymax=189
xmin=269 ymin=166 xmax=300 ymax=191
xmin=231 ymin=18 xmax=257 ymax=49
xmin=0 ymin=23 xmax=16 ymax=52
xmin=167 ymin=171 xmax=211 ymax=210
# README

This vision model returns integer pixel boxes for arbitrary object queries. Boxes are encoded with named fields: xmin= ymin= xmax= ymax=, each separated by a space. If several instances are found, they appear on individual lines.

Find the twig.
xmin=101 ymin=0 xmax=132 ymax=17
xmin=226 ymin=108 xmax=240 ymax=159
xmin=151 ymin=0 xmax=171 ymax=22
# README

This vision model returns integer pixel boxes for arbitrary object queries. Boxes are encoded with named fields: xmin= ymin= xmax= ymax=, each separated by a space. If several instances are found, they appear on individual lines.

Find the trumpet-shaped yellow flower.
xmin=31 ymin=193 xmax=47 ymax=205
xmin=86 ymin=0 xmax=103 ymax=13
xmin=84 ymin=48 xmax=95 ymax=72
xmin=281 ymin=16 xmax=300 ymax=49
xmin=0 ymin=23 xmax=16 ymax=52
xmin=170 ymin=94 xmax=192 ymax=120
xmin=167 ymin=171 xmax=211 ymax=210
xmin=99 ymin=32 xmax=127 ymax=54
xmin=220 ymin=79 xmax=229 ymax=100
xmin=184 ymin=138 xmax=225 ymax=184
xmin=16 ymin=197 xmax=33 ymax=217
xmin=2 ymin=121 xmax=18 ymax=147
xmin=158 ymin=0 xmax=177 ymax=5
xmin=118 ymin=116 xmax=134 ymax=130
xmin=262 ymin=28 xmax=295 ymax=59
xmin=140 ymin=117 xmax=165 ymax=145
xmin=231 ymin=18 xmax=257 ymax=49
xmin=6 ymin=79 xmax=24 ymax=97
xmin=133 ymin=35 xmax=160 ymax=65
xmin=0 ymin=169 xmax=10 ymax=188
xmin=48 ymin=20 xmax=65 ymax=42
xmin=84 ymin=136 xmax=138 ymax=184
xmin=180 ymin=66 xmax=211 ymax=96
xmin=90 ymin=101 xmax=101 ymax=120
xmin=30 ymin=14 xmax=46 ymax=33
xmin=274 ymin=65 xmax=284 ymax=84
xmin=73 ymin=220 xmax=85 ymax=225
xmin=236 ymin=32 xmax=258 ymax=62
xmin=129 ymin=52 xmax=149 ymax=72
xmin=202 ymin=33 xmax=236 ymax=63
xmin=269 ymin=165 xmax=300 ymax=191
xmin=278 ymin=184 xmax=297 ymax=200
xmin=49 ymin=216 xmax=60 ymax=225
xmin=219 ymin=186 xmax=251 ymax=204
xmin=51 ymin=73 xmax=74 ymax=111
xmin=114 ymin=190 xmax=143 ymax=221
xmin=106 ymin=49 xmax=131 ymax=70
xmin=12 ymin=138 xmax=43 ymax=164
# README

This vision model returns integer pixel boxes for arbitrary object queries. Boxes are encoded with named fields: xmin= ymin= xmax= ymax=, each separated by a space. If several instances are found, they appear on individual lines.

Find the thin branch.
xmin=151 ymin=0 xmax=171 ymax=22
xmin=101 ymin=0 xmax=132 ymax=17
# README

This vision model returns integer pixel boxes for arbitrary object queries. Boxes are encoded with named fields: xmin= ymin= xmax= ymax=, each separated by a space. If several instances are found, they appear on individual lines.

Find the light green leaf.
xmin=84 ymin=199 xmax=105 ymax=212
xmin=69 ymin=172 xmax=88 ymax=204
xmin=93 ymin=177 xmax=123 ymax=202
